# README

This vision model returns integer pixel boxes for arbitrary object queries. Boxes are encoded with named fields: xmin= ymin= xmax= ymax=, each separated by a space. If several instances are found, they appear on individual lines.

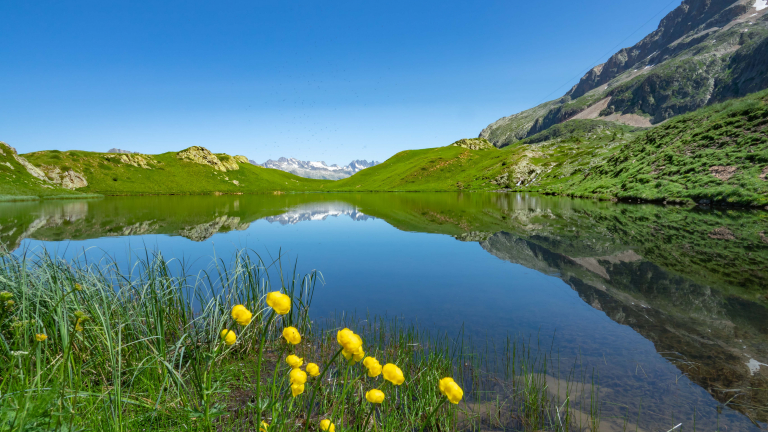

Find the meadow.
xmin=0 ymin=248 xmax=607 ymax=432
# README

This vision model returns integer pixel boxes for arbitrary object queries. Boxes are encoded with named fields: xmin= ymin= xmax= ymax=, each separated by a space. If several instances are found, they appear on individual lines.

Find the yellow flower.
xmin=220 ymin=329 xmax=237 ymax=345
xmin=289 ymin=368 xmax=307 ymax=385
xmin=336 ymin=328 xmax=363 ymax=355
xmin=439 ymin=377 xmax=464 ymax=404
xmin=75 ymin=322 xmax=84 ymax=332
xmin=0 ymin=291 xmax=13 ymax=301
xmin=35 ymin=334 xmax=48 ymax=342
xmin=286 ymin=354 xmax=303 ymax=369
xmin=365 ymin=388 xmax=385 ymax=404
xmin=6 ymin=300 xmax=15 ymax=307
xmin=382 ymin=363 xmax=404 ymax=385
xmin=319 ymin=419 xmax=335 ymax=432
xmin=259 ymin=421 xmax=269 ymax=432
xmin=282 ymin=326 xmax=301 ymax=344
xmin=74 ymin=283 xmax=83 ymax=291
xmin=231 ymin=305 xmax=252 ymax=326
xmin=266 ymin=291 xmax=291 ymax=315
xmin=363 ymin=357 xmax=382 ymax=377
xmin=291 ymin=383 xmax=305 ymax=397
xmin=306 ymin=363 xmax=320 ymax=377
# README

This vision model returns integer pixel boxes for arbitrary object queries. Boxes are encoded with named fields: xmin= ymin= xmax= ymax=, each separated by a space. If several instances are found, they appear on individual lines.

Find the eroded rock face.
xmin=0 ymin=142 xmax=50 ymax=182
xmin=450 ymin=138 xmax=494 ymax=150
xmin=41 ymin=166 xmax=88 ymax=189
xmin=177 ymin=146 xmax=228 ymax=171
xmin=104 ymin=153 xmax=155 ymax=169
xmin=176 ymin=147 xmax=245 ymax=172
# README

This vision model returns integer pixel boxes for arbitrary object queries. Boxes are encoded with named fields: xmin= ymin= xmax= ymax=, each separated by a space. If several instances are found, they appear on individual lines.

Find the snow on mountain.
xmin=265 ymin=202 xmax=373 ymax=225
xmin=255 ymin=157 xmax=379 ymax=180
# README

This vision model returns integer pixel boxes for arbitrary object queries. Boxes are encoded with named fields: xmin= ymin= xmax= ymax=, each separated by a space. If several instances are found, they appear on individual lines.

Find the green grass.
xmin=560 ymin=88 xmax=768 ymax=206
xmin=22 ymin=150 xmax=332 ymax=196
xmin=0 ymin=143 xmax=87 ymax=199
xmin=0 ymin=248 xmax=607 ymax=432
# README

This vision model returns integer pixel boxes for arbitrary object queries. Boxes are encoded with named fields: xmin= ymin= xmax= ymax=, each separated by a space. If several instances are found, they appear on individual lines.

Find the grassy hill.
xmin=0 ymin=142 xmax=92 ymax=201
xmin=331 ymin=90 xmax=768 ymax=206
xmin=328 ymin=121 xmax=644 ymax=192
xmin=21 ymin=148 xmax=331 ymax=195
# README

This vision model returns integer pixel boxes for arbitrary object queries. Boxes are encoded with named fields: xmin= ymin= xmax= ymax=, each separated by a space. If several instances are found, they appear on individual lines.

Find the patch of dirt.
xmin=760 ymin=166 xmax=768 ymax=180
xmin=709 ymin=226 xmax=736 ymax=240
xmin=569 ymin=97 xmax=612 ymax=120
xmin=710 ymin=165 xmax=738 ymax=181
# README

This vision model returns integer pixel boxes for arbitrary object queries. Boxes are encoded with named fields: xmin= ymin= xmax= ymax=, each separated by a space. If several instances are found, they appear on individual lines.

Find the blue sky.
xmin=0 ymin=0 xmax=680 ymax=165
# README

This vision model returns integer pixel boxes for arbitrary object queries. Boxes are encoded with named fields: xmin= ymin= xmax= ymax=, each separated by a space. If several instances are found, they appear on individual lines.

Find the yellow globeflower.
xmin=289 ymin=368 xmax=307 ymax=385
xmin=336 ymin=328 xmax=363 ymax=354
xmin=439 ymin=377 xmax=464 ymax=404
xmin=319 ymin=419 xmax=335 ymax=432
xmin=286 ymin=354 xmax=303 ymax=369
xmin=35 ymin=334 xmax=48 ymax=342
xmin=306 ymin=362 xmax=320 ymax=377
xmin=291 ymin=383 xmax=305 ymax=397
xmin=363 ymin=357 xmax=382 ymax=377
xmin=382 ymin=363 xmax=405 ymax=385
xmin=74 ymin=283 xmax=83 ymax=291
xmin=231 ymin=305 xmax=252 ymax=326
xmin=220 ymin=329 xmax=237 ymax=345
xmin=282 ymin=326 xmax=301 ymax=345
xmin=365 ymin=388 xmax=385 ymax=404
xmin=259 ymin=421 xmax=269 ymax=432
xmin=266 ymin=291 xmax=291 ymax=315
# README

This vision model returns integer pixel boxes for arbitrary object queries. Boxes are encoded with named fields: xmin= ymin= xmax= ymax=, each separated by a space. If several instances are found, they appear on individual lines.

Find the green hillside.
xmin=329 ymin=121 xmax=643 ymax=192
xmin=0 ymin=142 xmax=90 ymax=201
xmin=21 ymin=148 xmax=331 ymax=195
xmin=558 ymin=88 xmax=768 ymax=206
xmin=331 ymin=90 xmax=768 ymax=206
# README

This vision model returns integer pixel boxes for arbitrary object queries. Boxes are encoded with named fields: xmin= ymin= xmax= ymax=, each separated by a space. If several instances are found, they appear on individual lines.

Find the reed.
xmin=0 ymin=248 xmax=603 ymax=431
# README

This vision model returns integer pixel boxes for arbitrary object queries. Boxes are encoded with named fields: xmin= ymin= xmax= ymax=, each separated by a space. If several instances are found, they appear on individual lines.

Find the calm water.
xmin=1 ymin=193 xmax=766 ymax=431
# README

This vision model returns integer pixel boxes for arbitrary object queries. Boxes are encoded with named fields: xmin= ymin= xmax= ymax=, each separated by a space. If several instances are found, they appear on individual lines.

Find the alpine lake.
xmin=2 ymin=192 xmax=766 ymax=431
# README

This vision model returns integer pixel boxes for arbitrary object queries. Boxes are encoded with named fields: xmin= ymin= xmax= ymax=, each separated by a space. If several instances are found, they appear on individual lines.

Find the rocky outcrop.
xmin=176 ymin=147 xmax=227 ymax=172
xmin=450 ymin=138 xmax=494 ymax=150
xmin=104 ymin=153 xmax=155 ymax=169
xmin=41 ymin=166 xmax=88 ymax=189
xmin=176 ymin=147 xmax=246 ymax=172
xmin=1 ymin=142 xmax=50 ymax=182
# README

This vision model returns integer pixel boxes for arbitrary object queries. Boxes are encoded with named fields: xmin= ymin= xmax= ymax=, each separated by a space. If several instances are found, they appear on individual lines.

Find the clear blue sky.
xmin=1 ymin=0 xmax=680 ymax=165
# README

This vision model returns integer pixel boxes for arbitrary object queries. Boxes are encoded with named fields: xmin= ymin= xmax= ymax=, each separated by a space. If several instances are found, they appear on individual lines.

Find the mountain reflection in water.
xmin=1 ymin=193 xmax=766 ymax=430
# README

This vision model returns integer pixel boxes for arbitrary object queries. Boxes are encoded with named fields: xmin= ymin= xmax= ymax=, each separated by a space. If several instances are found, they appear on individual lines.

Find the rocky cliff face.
xmin=176 ymin=146 xmax=248 ymax=172
xmin=481 ymin=0 xmax=768 ymax=148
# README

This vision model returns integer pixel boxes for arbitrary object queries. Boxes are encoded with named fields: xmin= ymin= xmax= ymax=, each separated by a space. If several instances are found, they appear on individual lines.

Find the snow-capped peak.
xmin=256 ymin=158 xmax=379 ymax=180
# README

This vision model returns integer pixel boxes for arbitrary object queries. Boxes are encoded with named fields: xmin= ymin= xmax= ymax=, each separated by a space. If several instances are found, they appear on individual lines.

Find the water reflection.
xmin=1 ymin=193 xmax=766 ymax=429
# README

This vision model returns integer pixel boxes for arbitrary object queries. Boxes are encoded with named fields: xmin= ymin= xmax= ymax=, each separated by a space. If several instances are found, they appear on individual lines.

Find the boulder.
xmin=450 ymin=138 xmax=494 ymax=150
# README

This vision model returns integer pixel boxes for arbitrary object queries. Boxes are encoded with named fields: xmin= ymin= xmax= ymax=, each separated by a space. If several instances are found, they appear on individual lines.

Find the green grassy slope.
xmin=22 ymin=150 xmax=331 ymax=195
xmin=559 ymin=89 xmax=768 ymax=205
xmin=328 ymin=121 xmax=642 ymax=192
xmin=333 ymin=90 xmax=768 ymax=206
xmin=0 ymin=142 xmax=87 ymax=200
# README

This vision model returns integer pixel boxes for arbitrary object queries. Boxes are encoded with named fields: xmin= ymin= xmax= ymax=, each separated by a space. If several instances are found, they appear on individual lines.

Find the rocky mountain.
xmin=481 ymin=0 xmax=768 ymax=148
xmin=107 ymin=148 xmax=137 ymax=154
xmin=255 ymin=157 xmax=378 ymax=180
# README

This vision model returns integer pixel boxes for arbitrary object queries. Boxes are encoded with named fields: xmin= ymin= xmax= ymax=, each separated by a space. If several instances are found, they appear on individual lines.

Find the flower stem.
xmin=302 ymin=347 xmax=344 ymax=432
xmin=361 ymin=404 xmax=376 ymax=431
xmin=419 ymin=397 xmax=448 ymax=432
xmin=256 ymin=312 xmax=277 ymax=423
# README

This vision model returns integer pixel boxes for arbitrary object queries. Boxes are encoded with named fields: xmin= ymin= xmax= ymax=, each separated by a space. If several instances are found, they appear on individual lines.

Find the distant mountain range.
xmin=253 ymin=157 xmax=379 ymax=180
